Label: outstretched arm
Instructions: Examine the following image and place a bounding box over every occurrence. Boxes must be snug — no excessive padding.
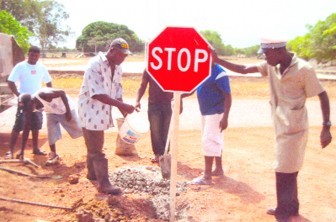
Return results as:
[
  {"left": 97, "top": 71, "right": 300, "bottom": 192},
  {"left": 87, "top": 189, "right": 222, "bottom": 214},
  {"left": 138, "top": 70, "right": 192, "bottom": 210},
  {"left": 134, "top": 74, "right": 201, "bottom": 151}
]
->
[
  {"left": 211, "top": 48, "right": 259, "bottom": 74},
  {"left": 318, "top": 91, "right": 332, "bottom": 148}
]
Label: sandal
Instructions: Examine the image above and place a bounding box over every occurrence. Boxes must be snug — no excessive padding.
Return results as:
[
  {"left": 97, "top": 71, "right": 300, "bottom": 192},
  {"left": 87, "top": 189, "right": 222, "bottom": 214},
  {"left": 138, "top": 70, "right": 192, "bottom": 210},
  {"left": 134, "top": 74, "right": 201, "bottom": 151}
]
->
[
  {"left": 16, "top": 152, "right": 24, "bottom": 160},
  {"left": 191, "top": 177, "right": 213, "bottom": 185},
  {"left": 5, "top": 151, "right": 13, "bottom": 159},
  {"left": 151, "top": 155, "right": 160, "bottom": 163},
  {"left": 45, "top": 153, "right": 60, "bottom": 166}
]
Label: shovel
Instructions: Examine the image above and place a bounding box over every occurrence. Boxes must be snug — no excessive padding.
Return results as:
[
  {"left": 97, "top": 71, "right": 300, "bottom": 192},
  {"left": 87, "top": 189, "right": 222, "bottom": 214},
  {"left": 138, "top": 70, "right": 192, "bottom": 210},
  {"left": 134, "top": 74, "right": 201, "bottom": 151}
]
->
[{"left": 159, "top": 116, "right": 173, "bottom": 179}]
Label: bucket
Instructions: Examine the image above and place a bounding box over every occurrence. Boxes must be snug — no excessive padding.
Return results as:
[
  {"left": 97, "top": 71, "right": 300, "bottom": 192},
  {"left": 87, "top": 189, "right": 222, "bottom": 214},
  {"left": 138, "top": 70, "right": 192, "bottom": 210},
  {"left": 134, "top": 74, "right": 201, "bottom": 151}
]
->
[{"left": 118, "top": 112, "right": 149, "bottom": 144}]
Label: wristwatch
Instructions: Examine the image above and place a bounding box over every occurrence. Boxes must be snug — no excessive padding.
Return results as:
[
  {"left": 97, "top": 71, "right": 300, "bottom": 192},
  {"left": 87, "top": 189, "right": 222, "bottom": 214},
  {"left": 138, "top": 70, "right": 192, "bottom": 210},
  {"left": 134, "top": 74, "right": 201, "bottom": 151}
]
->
[{"left": 323, "top": 120, "right": 332, "bottom": 127}]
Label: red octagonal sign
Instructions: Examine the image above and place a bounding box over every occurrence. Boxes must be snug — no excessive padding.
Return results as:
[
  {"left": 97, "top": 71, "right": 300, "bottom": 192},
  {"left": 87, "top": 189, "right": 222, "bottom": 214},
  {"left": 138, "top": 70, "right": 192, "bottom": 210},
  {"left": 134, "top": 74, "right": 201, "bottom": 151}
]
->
[{"left": 146, "top": 27, "right": 212, "bottom": 93}]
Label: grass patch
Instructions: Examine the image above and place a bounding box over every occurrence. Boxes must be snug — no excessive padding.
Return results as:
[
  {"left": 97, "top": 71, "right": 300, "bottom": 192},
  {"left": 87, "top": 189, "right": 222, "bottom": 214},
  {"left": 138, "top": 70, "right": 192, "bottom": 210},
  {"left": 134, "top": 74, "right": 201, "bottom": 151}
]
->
[
  {"left": 51, "top": 74, "right": 83, "bottom": 89},
  {"left": 51, "top": 74, "right": 146, "bottom": 97},
  {"left": 51, "top": 74, "right": 269, "bottom": 99},
  {"left": 51, "top": 73, "right": 336, "bottom": 100}
]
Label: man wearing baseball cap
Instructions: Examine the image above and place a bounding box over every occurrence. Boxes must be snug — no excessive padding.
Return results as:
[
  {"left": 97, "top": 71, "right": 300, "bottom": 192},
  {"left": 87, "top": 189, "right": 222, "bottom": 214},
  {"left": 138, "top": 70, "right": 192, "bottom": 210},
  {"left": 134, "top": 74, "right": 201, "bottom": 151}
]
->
[
  {"left": 210, "top": 38, "right": 332, "bottom": 222},
  {"left": 109, "top": 38, "right": 132, "bottom": 55},
  {"left": 78, "top": 37, "right": 134, "bottom": 195}
]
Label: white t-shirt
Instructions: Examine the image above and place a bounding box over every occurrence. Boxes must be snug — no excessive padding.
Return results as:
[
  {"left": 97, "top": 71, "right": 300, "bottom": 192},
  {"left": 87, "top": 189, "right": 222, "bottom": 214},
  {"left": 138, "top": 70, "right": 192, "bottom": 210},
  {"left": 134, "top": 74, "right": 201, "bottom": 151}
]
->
[{"left": 8, "top": 61, "right": 52, "bottom": 94}]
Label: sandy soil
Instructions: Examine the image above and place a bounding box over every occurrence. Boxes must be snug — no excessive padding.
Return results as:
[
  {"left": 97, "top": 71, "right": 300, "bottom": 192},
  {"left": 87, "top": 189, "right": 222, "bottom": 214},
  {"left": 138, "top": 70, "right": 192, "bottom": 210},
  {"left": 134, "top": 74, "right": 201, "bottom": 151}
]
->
[
  {"left": 0, "top": 57, "right": 335, "bottom": 221},
  {"left": 0, "top": 98, "right": 335, "bottom": 222}
]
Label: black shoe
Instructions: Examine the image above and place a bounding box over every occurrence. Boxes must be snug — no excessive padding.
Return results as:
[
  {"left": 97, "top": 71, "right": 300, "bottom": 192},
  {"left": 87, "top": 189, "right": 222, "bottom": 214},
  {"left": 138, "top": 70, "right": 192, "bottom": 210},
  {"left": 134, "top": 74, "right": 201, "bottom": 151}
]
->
[
  {"left": 86, "top": 174, "right": 97, "bottom": 181},
  {"left": 267, "top": 208, "right": 277, "bottom": 215},
  {"left": 267, "top": 208, "right": 298, "bottom": 222},
  {"left": 267, "top": 208, "right": 298, "bottom": 216},
  {"left": 33, "top": 149, "right": 47, "bottom": 155},
  {"left": 100, "top": 184, "right": 122, "bottom": 195},
  {"left": 267, "top": 209, "right": 290, "bottom": 222},
  {"left": 16, "top": 153, "right": 24, "bottom": 160}
]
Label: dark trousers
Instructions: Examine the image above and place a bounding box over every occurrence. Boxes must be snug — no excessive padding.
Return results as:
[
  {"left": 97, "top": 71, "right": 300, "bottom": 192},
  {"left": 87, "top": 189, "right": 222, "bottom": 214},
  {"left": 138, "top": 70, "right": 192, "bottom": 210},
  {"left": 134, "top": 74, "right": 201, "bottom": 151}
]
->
[
  {"left": 13, "top": 105, "right": 43, "bottom": 131},
  {"left": 82, "top": 128, "right": 105, "bottom": 180},
  {"left": 148, "top": 102, "right": 172, "bottom": 156},
  {"left": 275, "top": 172, "right": 299, "bottom": 217}
]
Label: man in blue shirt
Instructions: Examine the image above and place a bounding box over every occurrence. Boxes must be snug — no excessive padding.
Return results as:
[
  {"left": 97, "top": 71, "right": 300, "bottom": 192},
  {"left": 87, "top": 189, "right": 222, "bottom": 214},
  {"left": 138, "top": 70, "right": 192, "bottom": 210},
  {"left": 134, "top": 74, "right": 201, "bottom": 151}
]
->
[{"left": 191, "top": 63, "right": 232, "bottom": 185}]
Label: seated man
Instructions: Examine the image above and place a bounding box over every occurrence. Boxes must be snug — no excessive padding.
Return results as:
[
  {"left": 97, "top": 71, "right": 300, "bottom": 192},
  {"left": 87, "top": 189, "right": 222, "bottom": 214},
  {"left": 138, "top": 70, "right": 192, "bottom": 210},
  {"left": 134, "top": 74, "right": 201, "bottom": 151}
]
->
[{"left": 18, "top": 88, "right": 82, "bottom": 165}]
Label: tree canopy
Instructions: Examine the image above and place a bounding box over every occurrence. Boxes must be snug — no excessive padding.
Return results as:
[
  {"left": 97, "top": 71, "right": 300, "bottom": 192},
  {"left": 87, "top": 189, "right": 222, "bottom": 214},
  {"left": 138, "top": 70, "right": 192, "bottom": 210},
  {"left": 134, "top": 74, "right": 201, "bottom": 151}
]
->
[
  {"left": 1, "top": 0, "right": 335, "bottom": 62},
  {"left": 0, "top": 10, "right": 31, "bottom": 52},
  {"left": 200, "top": 30, "right": 260, "bottom": 57},
  {"left": 201, "top": 30, "right": 225, "bottom": 54},
  {"left": 288, "top": 13, "right": 336, "bottom": 62},
  {"left": 200, "top": 30, "right": 235, "bottom": 56},
  {"left": 1, "top": 0, "right": 70, "bottom": 49},
  {"left": 76, "top": 21, "right": 144, "bottom": 53}
]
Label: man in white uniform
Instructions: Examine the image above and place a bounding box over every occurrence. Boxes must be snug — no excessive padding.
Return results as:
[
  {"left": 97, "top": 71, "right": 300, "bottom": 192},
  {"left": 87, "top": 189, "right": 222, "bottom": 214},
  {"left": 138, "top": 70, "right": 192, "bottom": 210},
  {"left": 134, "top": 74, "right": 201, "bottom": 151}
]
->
[{"left": 211, "top": 39, "right": 332, "bottom": 222}]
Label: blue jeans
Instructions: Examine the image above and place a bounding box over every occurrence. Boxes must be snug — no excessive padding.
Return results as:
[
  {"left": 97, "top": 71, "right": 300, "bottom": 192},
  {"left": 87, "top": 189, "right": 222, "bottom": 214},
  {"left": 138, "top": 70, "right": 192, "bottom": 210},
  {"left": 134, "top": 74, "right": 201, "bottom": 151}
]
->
[{"left": 148, "top": 102, "right": 172, "bottom": 156}]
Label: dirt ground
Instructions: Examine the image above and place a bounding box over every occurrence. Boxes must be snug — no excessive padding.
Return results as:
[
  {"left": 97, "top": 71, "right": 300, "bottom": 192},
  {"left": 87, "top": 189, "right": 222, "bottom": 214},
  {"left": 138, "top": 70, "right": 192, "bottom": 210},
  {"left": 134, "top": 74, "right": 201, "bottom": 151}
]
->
[
  {"left": 0, "top": 104, "right": 335, "bottom": 222},
  {"left": 0, "top": 57, "right": 335, "bottom": 221}
]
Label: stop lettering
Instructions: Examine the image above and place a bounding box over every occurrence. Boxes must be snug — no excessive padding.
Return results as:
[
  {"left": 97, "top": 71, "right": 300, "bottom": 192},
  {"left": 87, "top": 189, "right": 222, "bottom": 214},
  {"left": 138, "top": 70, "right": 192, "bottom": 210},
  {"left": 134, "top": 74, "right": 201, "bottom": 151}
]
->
[{"left": 149, "top": 47, "right": 209, "bottom": 72}]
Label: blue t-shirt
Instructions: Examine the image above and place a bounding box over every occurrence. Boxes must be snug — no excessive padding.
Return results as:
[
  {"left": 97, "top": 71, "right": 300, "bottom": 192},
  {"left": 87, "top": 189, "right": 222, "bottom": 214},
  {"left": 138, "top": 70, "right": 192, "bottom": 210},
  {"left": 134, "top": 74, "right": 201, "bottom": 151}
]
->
[{"left": 196, "top": 64, "right": 231, "bottom": 115}]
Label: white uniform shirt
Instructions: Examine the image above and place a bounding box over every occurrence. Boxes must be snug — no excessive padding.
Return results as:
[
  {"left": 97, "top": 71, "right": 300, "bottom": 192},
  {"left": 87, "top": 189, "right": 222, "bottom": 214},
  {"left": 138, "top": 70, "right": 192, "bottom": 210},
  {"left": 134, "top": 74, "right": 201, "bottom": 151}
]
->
[{"left": 78, "top": 52, "right": 123, "bottom": 131}]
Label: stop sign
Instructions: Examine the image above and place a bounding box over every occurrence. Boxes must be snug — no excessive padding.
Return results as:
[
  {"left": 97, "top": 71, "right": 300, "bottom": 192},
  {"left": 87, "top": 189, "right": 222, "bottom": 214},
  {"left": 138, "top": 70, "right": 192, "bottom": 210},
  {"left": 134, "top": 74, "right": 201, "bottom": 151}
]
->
[{"left": 146, "top": 27, "right": 212, "bottom": 93}]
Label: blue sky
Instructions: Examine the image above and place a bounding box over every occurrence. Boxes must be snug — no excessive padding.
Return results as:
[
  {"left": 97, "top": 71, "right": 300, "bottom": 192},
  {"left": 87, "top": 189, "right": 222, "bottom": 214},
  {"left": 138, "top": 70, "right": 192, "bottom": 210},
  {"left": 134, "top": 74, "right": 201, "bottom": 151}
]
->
[{"left": 56, "top": 0, "right": 336, "bottom": 48}]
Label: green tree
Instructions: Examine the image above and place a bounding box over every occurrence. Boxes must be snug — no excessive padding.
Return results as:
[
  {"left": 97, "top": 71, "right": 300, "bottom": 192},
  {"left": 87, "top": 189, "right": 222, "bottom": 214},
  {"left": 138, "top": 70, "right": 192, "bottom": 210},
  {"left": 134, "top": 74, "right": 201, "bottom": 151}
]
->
[
  {"left": 0, "top": 0, "right": 38, "bottom": 30},
  {"left": 309, "top": 13, "right": 336, "bottom": 62},
  {"left": 233, "top": 45, "right": 259, "bottom": 58},
  {"left": 288, "top": 13, "right": 336, "bottom": 62},
  {"left": 201, "top": 30, "right": 236, "bottom": 56},
  {"left": 287, "top": 34, "right": 313, "bottom": 60},
  {"left": 1, "top": 0, "right": 71, "bottom": 49},
  {"left": 76, "top": 21, "right": 144, "bottom": 53},
  {"left": 201, "top": 30, "right": 225, "bottom": 55},
  {"left": 35, "top": 0, "right": 70, "bottom": 49},
  {"left": 0, "top": 10, "right": 32, "bottom": 52}
]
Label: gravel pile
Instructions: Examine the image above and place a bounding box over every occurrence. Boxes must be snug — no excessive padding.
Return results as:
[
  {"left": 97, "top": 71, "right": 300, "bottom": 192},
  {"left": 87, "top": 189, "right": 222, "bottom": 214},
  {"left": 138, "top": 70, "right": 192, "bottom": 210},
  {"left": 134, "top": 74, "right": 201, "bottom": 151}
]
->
[{"left": 110, "top": 165, "right": 189, "bottom": 220}]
